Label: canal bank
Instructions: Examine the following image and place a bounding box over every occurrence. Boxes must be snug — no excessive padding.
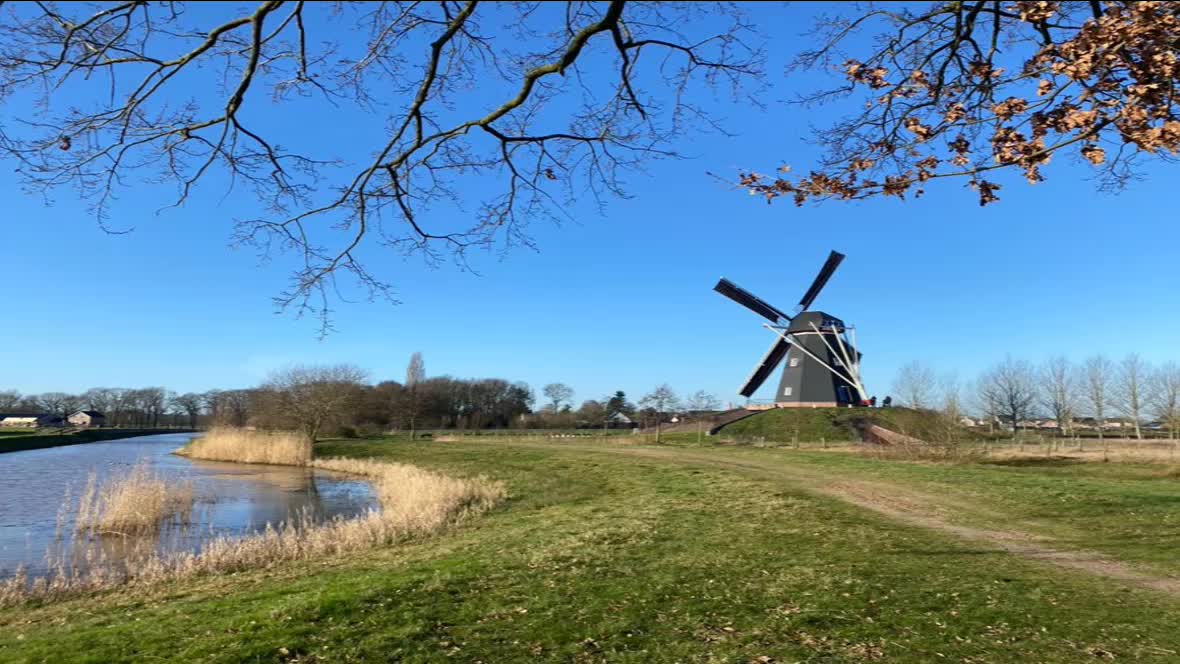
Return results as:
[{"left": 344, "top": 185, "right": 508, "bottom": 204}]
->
[
  {"left": 0, "top": 428, "right": 197, "bottom": 454},
  {"left": 0, "top": 432, "right": 378, "bottom": 580}
]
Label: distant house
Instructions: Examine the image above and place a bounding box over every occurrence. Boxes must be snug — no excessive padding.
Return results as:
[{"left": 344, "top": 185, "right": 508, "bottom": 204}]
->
[
  {"left": 606, "top": 412, "right": 636, "bottom": 429},
  {"left": 0, "top": 413, "right": 65, "bottom": 428},
  {"left": 68, "top": 410, "right": 106, "bottom": 428}
]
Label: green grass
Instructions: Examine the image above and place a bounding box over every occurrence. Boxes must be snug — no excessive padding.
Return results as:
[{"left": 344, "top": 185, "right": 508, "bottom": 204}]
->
[
  {"left": 721, "top": 447, "right": 1180, "bottom": 576},
  {"left": 718, "top": 406, "right": 977, "bottom": 443},
  {"left": 1, "top": 438, "right": 1179, "bottom": 662},
  {"left": 718, "top": 407, "right": 864, "bottom": 441},
  {"left": 0, "top": 428, "right": 192, "bottom": 454}
]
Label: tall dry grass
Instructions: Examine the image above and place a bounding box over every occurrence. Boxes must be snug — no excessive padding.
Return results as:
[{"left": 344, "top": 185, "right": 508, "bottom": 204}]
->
[
  {"left": 75, "top": 460, "right": 194, "bottom": 535},
  {"left": 0, "top": 430, "right": 505, "bottom": 608},
  {"left": 177, "top": 428, "right": 312, "bottom": 465}
]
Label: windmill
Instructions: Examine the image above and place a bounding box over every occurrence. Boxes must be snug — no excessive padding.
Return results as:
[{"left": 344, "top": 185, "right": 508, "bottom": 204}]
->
[{"left": 714, "top": 250, "right": 868, "bottom": 407}]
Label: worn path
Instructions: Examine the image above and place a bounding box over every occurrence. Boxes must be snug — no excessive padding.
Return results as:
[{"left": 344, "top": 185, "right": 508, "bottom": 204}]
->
[{"left": 494, "top": 440, "right": 1180, "bottom": 597}]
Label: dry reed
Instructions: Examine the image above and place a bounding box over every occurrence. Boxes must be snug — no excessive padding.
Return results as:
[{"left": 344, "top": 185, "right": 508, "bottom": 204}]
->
[
  {"left": 75, "top": 460, "right": 194, "bottom": 535},
  {"left": 177, "top": 428, "right": 312, "bottom": 465},
  {"left": 0, "top": 430, "right": 505, "bottom": 608}
]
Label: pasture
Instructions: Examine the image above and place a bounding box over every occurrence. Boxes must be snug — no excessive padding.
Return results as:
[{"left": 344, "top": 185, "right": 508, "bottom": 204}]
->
[{"left": 2, "top": 436, "right": 1179, "bottom": 662}]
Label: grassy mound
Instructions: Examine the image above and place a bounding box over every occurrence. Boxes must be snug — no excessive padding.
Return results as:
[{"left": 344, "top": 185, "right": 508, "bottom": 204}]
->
[
  {"left": 718, "top": 407, "right": 971, "bottom": 443},
  {"left": 718, "top": 408, "right": 864, "bottom": 442}
]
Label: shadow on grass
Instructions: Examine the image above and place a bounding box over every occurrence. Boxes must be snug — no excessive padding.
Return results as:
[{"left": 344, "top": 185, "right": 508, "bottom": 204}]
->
[
  {"left": 984, "top": 456, "right": 1087, "bottom": 468},
  {"left": 892, "top": 548, "right": 1005, "bottom": 557}
]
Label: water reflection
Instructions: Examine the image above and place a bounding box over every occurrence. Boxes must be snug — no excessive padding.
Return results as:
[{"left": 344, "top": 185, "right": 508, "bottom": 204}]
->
[{"left": 0, "top": 433, "right": 376, "bottom": 578}]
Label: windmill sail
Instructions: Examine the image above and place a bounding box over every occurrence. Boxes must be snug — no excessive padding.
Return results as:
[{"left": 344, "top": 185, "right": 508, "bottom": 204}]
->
[
  {"left": 714, "top": 278, "right": 790, "bottom": 323},
  {"left": 797, "top": 251, "right": 845, "bottom": 311},
  {"left": 739, "top": 337, "right": 791, "bottom": 397}
]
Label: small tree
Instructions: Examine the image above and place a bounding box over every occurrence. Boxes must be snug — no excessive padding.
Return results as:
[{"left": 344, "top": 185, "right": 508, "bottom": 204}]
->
[
  {"left": 639, "top": 385, "right": 680, "bottom": 445},
  {"left": 1115, "top": 353, "right": 1149, "bottom": 440},
  {"left": 542, "top": 383, "right": 575, "bottom": 413},
  {"left": 402, "top": 352, "right": 425, "bottom": 439},
  {"left": 1038, "top": 356, "right": 1076, "bottom": 437},
  {"left": 970, "top": 375, "right": 1002, "bottom": 436},
  {"left": 1151, "top": 362, "right": 1180, "bottom": 442},
  {"left": 891, "top": 361, "right": 936, "bottom": 409},
  {"left": 1084, "top": 355, "right": 1114, "bottom": 447},
  {"left": 978, "top": 357, "right": 1036, "bottom": 438},
  {"left": 685, "top": 390, "right": 721, "bottom": 444},
  {"left": 576, "top": 400, "right": 608, "bottom": 429},
  {"left": 264, "top": 364, "right": 368, "bottom": 442}
]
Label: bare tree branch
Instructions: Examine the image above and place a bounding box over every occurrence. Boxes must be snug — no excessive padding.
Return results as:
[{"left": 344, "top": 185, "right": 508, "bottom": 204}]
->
[{"left": 0, "top": 1, "right": 762, "bottom": 334}]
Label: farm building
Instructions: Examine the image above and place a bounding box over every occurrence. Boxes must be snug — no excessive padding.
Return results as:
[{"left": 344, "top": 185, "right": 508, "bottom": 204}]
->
[
  {"left": 607, "top": 412, "right": 635, "bottom": 426},
  {"left": 67, "top": 410, "right": 106, "bottom": 427},
  {"left": 0, "top": 413, "right": 65, "bottom": 428}
]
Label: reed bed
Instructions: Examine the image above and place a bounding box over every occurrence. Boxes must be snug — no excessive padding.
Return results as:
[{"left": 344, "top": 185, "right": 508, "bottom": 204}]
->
[
  {"left": 75, "top": 460, "right": 194, "bottom": 535},
  {"left": 0, "top": 430, "right": 504, "bottom": 608},
  {"left": 176, "top": 428, "right": 312, "bottom": 465}
]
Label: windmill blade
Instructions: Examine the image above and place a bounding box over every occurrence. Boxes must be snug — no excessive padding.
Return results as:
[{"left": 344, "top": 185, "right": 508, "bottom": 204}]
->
[
  {"left": 739, "top": 337, "right": 792, "bottom": 397},
  {"left": 797, "top": 250, "right": 846, "bottom": 311},
  {"left": 714, "top": 278, "right": 790, "bottom": 323}
]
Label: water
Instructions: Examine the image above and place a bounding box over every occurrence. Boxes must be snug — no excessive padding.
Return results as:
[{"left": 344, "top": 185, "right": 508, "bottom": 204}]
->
[{"left": 0, "top": 433, "right": 377, "bottom": 578}]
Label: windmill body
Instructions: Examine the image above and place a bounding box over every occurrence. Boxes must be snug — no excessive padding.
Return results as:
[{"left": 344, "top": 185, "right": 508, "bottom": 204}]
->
[
  {"left": 715, "top": 251, "right": 867, "bottom": 408},
  {"left": 775, "top": 312, "right": 861, "bottom": 407}
]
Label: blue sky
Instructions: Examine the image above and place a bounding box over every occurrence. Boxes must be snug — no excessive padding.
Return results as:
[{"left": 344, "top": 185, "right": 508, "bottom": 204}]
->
[{"left": 2, "top": 3, "right": 1178, "bottom": 407}]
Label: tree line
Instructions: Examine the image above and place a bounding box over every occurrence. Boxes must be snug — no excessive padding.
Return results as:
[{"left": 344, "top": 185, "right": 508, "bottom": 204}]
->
[
  {"left": 890, "top": 355, "right": 1180, "bottom": 440},
  {"left": 2, "top": 355, "right": 723, "bottom": 440},
  {"left": 0, "top": 387, "right": 184, "bottom": 428}
]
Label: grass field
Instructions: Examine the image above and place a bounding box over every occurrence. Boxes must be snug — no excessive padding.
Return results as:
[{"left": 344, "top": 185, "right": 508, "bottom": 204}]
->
[{"left": 2, "top": 436, "right": 1179, "bottom": 662}]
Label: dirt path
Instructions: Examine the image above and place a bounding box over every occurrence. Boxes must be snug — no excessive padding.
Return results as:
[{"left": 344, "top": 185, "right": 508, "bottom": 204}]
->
[
  {"left": 822, "top": 480, "right": 1180, "bottom": 596},
  {"left": 490, "top": 440, "right": 1180, "bottom": 597}
]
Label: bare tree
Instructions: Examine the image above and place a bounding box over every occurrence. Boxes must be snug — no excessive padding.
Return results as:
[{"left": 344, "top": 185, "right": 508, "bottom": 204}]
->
[
  {"left": 1114, "top": 354, "right": 1149, "bottom": 440},
  {"left": 82, "top": 387, "right": 118, "bottom": 420},
  {"left": 1038, "top": 356, "right": 1076, "bottom": 437},
  {"left": 402, "top": 352, "right": 425, "bottom": 440},
  {"left": 141, "top": 388, "right": 169, "bottom": 428},
  {"left": 542, "top": 383, "right": 575, "bottom": 413},
  {"left": 685, "top": 390, "right": 721, "bottom": 444},
  {"left": 171, "top": 392, "right": 204, "bottom": 429},
  {"left": 35, "top": 392, "right": 81, "bottom": 419},
  {"left": 1084, "top": 355, "right": 1114, "bottom": 445},
  {"left": 264, "top": 365, "right": 368, "bottom": 441},
  {"left": 978, "top": 357, "right": 1036, "bottom": 438},
  {"left": 937, "top": 372, "right": 962, "bottom": 422},
  {"left": 639, "top": 384, "right": 680, "bottom": 445},
  {"left": 970, "top": 375, "right": 1002, "bottom": 435},
  {"left": 891, "top": 361, "right": 936, "bottom": 409},
  {"left": 1152, "top": 362, "right": 1180, "bottom": 441},
  {"left": 205, "top": 389, "right": 253, "bottom": 428},
  {"left": 0, "top": 3, "right": 760, "bottom": 332},
  {"left": 0, "top": 390, "right": 21, "bottom": 411}
]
